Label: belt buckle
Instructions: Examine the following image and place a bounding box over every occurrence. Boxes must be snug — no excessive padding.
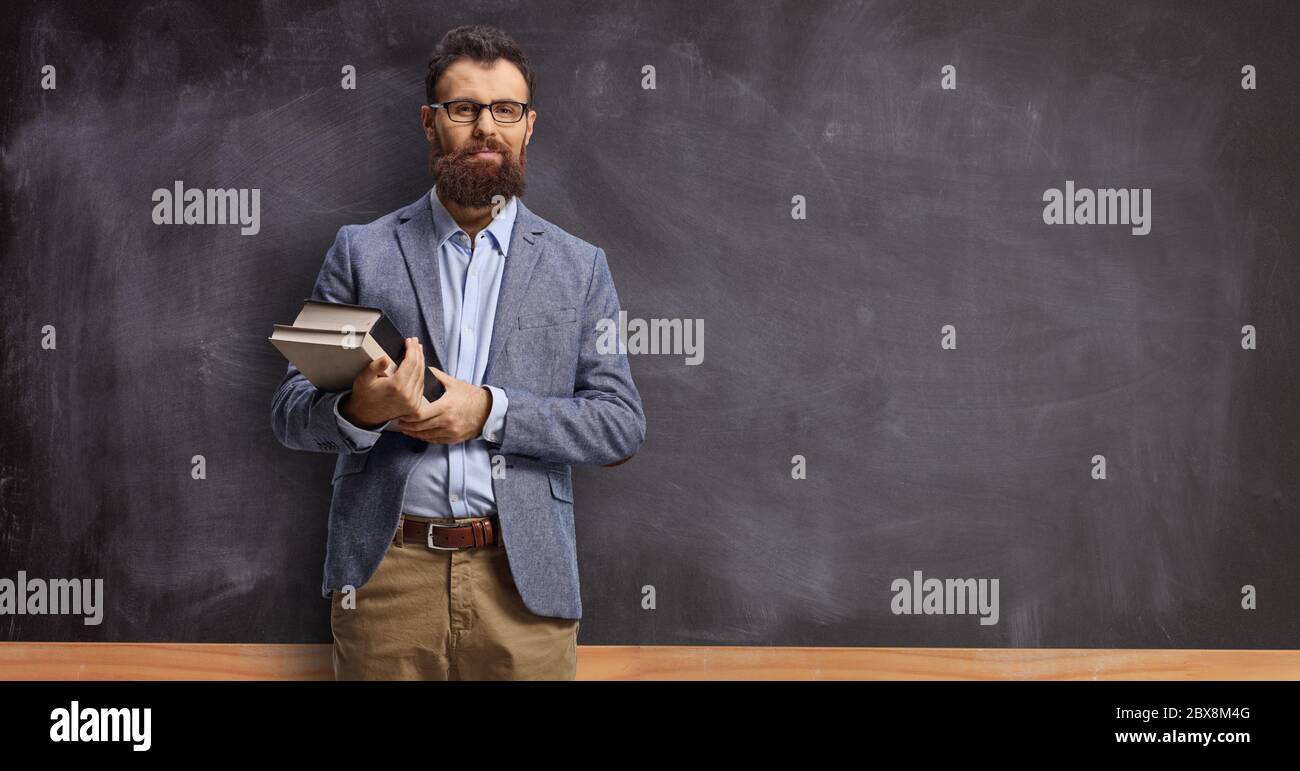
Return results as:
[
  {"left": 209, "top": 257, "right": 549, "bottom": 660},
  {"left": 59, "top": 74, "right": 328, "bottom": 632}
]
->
[{"left": 426, "top": 521, "right": 466, "bottom": 551}]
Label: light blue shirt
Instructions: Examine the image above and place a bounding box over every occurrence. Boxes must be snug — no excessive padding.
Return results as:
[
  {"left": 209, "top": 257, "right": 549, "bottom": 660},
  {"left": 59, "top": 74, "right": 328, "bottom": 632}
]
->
[{"left": 330, "top": 185, "right": 513, "bottom": 519}]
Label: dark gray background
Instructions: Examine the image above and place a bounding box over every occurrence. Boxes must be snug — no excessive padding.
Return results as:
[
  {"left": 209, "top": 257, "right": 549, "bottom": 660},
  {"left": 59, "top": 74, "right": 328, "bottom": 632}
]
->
[{"left": 2, "top": 0, "right": 1297, "bottom": 646}]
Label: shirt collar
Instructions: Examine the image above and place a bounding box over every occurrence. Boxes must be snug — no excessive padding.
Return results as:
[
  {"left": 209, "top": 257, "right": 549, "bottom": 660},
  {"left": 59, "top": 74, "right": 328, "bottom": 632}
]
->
[{"left": 429, "top": 184, "right": 518, "bottom": 257}]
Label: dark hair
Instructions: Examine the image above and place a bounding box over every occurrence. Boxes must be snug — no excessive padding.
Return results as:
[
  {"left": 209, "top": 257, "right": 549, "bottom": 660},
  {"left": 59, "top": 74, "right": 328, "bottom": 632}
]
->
[{"left": 425, "top": 25, "right": 535, "bottom": 108}]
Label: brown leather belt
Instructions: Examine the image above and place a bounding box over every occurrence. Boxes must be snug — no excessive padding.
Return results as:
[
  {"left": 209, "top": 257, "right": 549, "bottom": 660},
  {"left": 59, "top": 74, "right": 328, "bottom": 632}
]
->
[{"left": 395, "top": 514, "right": 501, "bottom": 550}]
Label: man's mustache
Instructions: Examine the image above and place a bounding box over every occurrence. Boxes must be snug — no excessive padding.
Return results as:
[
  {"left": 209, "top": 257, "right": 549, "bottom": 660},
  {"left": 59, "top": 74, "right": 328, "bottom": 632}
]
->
[{"left": 451, "top": 142, "right": 511, "bottom": 159}]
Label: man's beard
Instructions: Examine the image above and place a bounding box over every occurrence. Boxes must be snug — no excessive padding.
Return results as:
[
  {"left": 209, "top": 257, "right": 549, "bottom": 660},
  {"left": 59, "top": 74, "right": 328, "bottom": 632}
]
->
[{"left": 429, "top": 130, "right": 527, "bottom": 208}]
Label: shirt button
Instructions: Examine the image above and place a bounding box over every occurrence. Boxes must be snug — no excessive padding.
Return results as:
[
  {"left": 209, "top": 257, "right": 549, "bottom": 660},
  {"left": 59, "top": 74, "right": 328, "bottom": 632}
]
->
[
  {"left": 487, "top": 432, "right": 496, "bottom": 441},
  {"left": 450, "top": 494, "right": 460, "bottom": 502},
  {"left": 464, "top": 326, "right": 472, "bottom": 334}
]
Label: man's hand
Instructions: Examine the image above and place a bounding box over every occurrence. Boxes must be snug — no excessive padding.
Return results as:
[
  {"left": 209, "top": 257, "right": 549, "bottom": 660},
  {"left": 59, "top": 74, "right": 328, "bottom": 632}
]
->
[
  {"left": 340, "top": 337, "right": 426, "bottom": 428},
  {"left": 395, "top": 366, "right": 492, "bottom": 444}
]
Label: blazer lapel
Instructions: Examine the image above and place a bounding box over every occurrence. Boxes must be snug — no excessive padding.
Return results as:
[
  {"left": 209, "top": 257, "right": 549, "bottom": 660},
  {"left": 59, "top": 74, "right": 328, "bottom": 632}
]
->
[
  {"left": 394, "top": 192, "right": 547, "bottom": 386},
  {"left": 483, "top": 197, "right": 545, "bottom": 385},
  {"left": 395, "top": 194, "right": 448, "bottom": 370}
]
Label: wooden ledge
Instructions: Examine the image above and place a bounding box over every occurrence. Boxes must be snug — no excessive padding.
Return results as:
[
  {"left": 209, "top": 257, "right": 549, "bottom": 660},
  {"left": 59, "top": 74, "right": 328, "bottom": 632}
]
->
[{"left": 1, "top": 643, "right": 1297, "bottom": 680}]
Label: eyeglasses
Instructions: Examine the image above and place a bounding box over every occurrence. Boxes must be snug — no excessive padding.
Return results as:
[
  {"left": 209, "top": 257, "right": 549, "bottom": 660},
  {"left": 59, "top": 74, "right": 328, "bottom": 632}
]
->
[{"left": 429, "top": 99, "right": 529, "bottom": 124}]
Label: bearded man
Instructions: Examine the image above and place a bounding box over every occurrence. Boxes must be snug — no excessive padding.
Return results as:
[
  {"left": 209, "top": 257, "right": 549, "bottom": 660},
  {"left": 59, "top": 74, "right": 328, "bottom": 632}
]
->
[{"left": 270, "top": 24, "right": 645, "bottom": 681}]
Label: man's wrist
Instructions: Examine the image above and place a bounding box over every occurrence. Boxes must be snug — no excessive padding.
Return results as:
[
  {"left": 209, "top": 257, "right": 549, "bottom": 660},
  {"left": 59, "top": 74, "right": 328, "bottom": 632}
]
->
[{"left": 341, "top": 393, "right": 385, "bottom": 431}]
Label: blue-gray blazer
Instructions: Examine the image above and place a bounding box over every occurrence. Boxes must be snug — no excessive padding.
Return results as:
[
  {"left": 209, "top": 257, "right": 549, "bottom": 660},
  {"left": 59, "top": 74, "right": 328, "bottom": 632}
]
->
[{"left": 271, "top": 193, "right": 646, "bottom": 619}]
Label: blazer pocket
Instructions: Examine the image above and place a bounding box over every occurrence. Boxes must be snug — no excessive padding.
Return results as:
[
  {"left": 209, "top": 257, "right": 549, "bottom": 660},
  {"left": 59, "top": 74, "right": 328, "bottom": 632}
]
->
[
  {"left": 332, "top": 451, "right": 370, "bottom": 483},
  {"left": 519, "top": 306, "right": 578, "bottom": 329},
  {"left": 548, "top": 470, "right": 574, "bottom": 503}
]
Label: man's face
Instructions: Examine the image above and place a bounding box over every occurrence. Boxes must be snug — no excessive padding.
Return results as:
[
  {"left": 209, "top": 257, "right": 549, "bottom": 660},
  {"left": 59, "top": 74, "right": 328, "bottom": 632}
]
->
[{"left": 422, "top": 57, "right": 535, "bottom": 209}]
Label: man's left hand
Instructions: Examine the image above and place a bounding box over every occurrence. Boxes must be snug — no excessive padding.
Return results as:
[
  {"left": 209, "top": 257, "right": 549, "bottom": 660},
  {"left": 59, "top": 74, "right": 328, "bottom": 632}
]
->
[{"left": 395, "top": 366, "right": 492, "bottom": 444}]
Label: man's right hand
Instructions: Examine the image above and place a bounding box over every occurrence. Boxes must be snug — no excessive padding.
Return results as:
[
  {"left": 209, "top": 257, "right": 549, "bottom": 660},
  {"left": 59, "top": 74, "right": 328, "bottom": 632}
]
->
[{"left": 340, "top": 337, "right": 426, "bottom": 429}]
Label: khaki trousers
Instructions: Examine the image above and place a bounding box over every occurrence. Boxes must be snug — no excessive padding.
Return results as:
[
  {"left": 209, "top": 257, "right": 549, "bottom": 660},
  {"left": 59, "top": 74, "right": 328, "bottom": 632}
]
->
[{"left": 330, "top": 515, "right": 579, "bottom": 680}]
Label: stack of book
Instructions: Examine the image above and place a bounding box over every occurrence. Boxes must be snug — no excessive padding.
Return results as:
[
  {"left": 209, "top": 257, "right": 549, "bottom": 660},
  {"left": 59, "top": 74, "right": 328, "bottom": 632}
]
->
[{"left": 269, "top": 299, "right": 444, "bottom": 431}]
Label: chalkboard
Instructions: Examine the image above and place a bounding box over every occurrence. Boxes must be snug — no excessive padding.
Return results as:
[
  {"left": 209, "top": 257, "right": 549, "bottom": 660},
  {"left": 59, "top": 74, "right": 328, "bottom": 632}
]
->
[{"left": 2, "top": 0, "right": 1297, "bottom": 648}]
